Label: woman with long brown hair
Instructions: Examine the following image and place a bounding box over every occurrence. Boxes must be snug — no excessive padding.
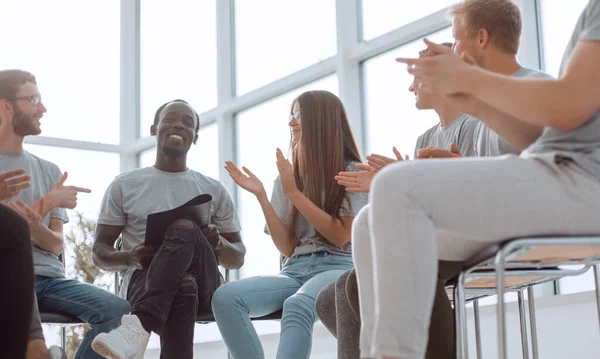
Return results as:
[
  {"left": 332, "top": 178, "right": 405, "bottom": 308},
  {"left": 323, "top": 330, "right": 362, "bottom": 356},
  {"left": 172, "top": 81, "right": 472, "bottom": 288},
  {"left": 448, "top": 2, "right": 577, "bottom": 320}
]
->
[{"left": 211, "top": 90, "right": 367, "bottom": 359}]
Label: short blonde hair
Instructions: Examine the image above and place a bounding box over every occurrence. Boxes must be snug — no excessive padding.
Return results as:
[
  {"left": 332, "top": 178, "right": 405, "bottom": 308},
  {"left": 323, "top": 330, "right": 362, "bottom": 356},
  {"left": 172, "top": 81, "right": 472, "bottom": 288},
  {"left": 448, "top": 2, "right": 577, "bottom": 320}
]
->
[{"left": 448, "top": 0, "right": 522, "bottom": 54}]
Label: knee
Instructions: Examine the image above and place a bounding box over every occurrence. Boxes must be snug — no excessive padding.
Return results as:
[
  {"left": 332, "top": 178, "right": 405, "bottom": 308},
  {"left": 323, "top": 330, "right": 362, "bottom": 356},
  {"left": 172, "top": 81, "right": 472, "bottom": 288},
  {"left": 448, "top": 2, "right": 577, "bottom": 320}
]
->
[
  {"left": 178, "top": 275, "right": 198, "bottom": 298},
  {"left": 96, "top": 295, "right": 130, "bottom": 328},
  {"left": 26, "top": 339, "right": 48, "bottom": 359},
  {"left": 211, "top": 282, "right": 240, "bottom": 312},
  {"left": 168, "top": 218, "right": 195, "bottom": 229},
  {"left": 352, "top": 205, "right": 371, "bottom": 257},
  {"left": 283, "top": 293, "right": 316, "bottom": 322},
  {"left": 315, "top": 283, "right": 334, "bottom": 320}
]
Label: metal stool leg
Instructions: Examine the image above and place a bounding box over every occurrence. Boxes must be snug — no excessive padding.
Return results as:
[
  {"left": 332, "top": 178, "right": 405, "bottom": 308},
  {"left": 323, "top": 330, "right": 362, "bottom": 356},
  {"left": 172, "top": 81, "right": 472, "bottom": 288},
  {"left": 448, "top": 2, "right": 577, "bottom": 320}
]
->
[
  {"left": 473, "top": 298, "right": 483, "bottom": 359},
  {"left": 455, "top": 272, "right": 469, "bottom": 359},
  {"left": 61, "top": 327, "right": 67, "bottom": 349},
  {"left": 527, "top": 286, "right": 539, "bottom": 359},
  {"left": 518, "top": 290, "right": 530, "bottom": 359},
  {"left": 494, "top": 251, "right": 507, "bottom": 359},
  {"left": 594, "top": 264, "right": 600, "bottom": 333}
]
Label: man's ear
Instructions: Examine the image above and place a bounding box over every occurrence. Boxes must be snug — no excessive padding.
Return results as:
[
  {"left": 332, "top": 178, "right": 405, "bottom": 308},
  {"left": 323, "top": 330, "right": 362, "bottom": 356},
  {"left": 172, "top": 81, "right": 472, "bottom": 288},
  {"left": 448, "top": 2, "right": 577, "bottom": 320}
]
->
[
  {"left": 478, "top": 28, "right": 490, "bottom": 49},
  {"left": 192, "top": 133, "right": 199, "bottom": 145},
  {"left": 150, "top": 125, "right": 157, "bottom": 136}
]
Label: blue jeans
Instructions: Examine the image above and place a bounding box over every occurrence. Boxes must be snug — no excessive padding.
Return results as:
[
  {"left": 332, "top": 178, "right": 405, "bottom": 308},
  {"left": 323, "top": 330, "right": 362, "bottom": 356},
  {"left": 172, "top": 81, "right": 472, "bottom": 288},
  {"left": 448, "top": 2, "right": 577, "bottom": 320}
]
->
[
  {"left": 212, "top": 252, "right": 354, "bottom": 359},
  {"left": 35, "top": 276, "right": 131, "bottom": 359}
]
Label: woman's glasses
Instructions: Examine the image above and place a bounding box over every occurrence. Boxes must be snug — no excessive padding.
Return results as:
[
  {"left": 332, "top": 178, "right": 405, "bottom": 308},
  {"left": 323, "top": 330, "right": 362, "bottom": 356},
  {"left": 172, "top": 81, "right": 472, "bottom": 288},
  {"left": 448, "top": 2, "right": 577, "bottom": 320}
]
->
[{"left": 289, "top": 111, "right": 301, "bottom": 123}]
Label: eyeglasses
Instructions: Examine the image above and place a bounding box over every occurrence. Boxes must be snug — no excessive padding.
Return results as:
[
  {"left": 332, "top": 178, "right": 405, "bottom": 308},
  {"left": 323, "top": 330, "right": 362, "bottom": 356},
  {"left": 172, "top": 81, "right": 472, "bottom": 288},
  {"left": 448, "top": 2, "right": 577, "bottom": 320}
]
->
[
  {"left": 8, "top": 95, "right": 43, "bottom": 106},
  {"left": 289, "top": 111, "right": 301, "bottom": 123}
]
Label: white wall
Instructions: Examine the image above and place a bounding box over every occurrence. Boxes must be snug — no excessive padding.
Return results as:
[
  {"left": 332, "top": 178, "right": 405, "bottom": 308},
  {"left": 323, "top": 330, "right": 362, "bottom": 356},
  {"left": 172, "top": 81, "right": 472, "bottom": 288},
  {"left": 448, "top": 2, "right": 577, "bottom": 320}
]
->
[{"left": 143, "top": 290, "right": 600, "bottom": 358}]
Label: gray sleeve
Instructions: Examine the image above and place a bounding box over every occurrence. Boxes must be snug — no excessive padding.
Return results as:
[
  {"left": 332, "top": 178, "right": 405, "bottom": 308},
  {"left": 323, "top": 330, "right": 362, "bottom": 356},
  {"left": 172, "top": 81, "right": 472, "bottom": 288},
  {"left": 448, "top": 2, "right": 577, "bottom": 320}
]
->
[
  {"left": 582, "top": 1, "right": 600, "bottom": 40},
  {"left": 212, "top": 184, "right": 241, "bottom": 233},
  {"left": 414, "top": 135, "right": 425, "bottom": 159},
  {"left": 457, "top": 118, "right": 479, "bottom": 158},
  {"left": 48, "top": 164, "right": 69, "bottom": 224},
  {"left": 264, "top": 177, "right": 284, "bottom": 235},
  {"left": 97, "top": 179, "right": 127, "bottom": 226},
  {"left": 340, "top": 164, "right": 369, "bottom": 217}
]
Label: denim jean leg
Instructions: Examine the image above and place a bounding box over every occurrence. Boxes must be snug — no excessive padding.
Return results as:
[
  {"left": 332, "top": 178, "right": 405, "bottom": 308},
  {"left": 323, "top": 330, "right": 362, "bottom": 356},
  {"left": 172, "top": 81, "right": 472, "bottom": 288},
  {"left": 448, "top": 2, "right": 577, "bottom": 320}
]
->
[
  {"left": 277, "top": 254, "right": 353, "bottom": 359},
  {"left": 35, "top": 277, "right": 131, "bottom": 359}
]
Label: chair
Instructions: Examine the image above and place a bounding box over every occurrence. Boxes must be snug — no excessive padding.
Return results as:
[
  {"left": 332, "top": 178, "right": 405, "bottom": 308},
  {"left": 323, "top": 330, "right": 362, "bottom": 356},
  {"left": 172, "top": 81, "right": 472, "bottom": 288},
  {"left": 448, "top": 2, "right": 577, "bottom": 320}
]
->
[{"left": 452, "top": 236, "right": 600, "bottom": 359}]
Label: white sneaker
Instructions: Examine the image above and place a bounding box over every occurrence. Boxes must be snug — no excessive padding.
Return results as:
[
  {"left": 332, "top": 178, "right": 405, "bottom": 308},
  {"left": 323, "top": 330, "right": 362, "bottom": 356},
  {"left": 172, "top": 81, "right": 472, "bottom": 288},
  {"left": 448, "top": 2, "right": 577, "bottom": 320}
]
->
[{"left": 91, "top": 314, "right": 150, "bottom": 359}]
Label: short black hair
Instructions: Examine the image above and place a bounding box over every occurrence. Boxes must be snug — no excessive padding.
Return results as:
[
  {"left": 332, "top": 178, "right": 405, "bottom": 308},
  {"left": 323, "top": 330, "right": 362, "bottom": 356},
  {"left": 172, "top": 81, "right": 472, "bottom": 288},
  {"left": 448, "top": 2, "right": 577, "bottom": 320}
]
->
[
  {"left": 0, "top": 69, "right": 37, "bottom": 100},
  {"left": 153, "top": 99, "right": 200, "bottom": 136}
]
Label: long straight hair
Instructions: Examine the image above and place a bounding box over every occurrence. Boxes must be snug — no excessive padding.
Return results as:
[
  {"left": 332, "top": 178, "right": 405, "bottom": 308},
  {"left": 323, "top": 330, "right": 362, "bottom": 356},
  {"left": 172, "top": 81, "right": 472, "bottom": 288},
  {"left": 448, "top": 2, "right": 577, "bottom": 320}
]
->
[{"left": 287, "top": 90, "right": 362, "bottom": 247}]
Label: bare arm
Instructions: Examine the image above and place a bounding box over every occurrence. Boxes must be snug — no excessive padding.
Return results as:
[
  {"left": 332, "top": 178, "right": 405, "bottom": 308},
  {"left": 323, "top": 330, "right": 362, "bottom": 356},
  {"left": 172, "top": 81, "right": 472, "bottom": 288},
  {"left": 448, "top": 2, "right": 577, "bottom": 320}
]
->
[
  {"left": 289, "top": 192, "right": 354, "bottom": 247},
  {"left": 400, "top": 40, "right": 600, "bottom": 132},
  {"left": 92, "top": 224, "right": 131, "bottom": 272},
  {"left": 214, "top": 231, "right": 246, "bottom": 269},
  {"left": 33, "top": 218, "right": 65, "bottom": 256},
  {"left": 257, "top": 192, "right": 296, "bottom": 258},
  {"left": 467, "top": 41, "right": 600, "bottom": 132}
]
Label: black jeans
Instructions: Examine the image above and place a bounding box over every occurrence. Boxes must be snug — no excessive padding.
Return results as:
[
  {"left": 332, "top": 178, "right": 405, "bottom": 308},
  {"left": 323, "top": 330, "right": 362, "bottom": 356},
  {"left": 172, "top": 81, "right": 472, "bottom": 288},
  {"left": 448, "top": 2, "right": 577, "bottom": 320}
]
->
[
  {"left": 127, "top": 224, "right": 220, "bottom": 359},
  {"left": 0, "top": 203, "right": 34, "bottom": 358}
]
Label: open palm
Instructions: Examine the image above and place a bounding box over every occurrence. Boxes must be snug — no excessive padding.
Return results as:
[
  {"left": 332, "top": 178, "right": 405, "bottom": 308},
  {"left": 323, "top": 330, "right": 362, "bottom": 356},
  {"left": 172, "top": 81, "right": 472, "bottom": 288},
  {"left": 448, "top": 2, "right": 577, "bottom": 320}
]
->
[
  {"left": 224, "top": 161, "right": 265, "bottom": 196},
  {"left": 335, "top": 164, "right": 377, "bottom": 193}
]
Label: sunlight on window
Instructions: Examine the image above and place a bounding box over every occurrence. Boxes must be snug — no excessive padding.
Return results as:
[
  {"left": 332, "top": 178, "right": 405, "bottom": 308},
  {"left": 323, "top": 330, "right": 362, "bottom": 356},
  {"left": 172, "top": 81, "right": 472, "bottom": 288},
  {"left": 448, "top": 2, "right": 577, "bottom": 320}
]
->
[
  {"left": 140, "top": 0, "right": 217, "bottom": 138},
  {"left": 0, "top": 1, "right": 120, "bottom": 144},
  {"left": 361, "top": 0, "right": 457, "bottom": 40},
  {"left": 235, "top": 0, "right": 337, "bottom": 95},
  {"left": 538, "top": 0, "right": 588, "bottom": 77}
]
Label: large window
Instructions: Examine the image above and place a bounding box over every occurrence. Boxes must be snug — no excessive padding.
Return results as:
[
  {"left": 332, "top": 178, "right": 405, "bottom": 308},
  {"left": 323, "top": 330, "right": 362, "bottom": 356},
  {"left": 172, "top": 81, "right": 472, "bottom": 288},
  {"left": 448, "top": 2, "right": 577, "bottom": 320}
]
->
[
  {"left": 234, "top": 0, "right": 337, "bottom": 95},
  {"left": 140, "top": 0, "right": 217, "bottom": 138},
  {"left": 138, "top": 123, "right": 220, "bottom": 180},
  {"left": 538, "top": 0, "right": 589, "bottom": 77},
  {"left": 361, "top": 0, "right": 457, "bottom": 40},
  {"left": 235, "top": 75, "right": 338, "bottom": 278},
  {"left": 0, "top": 1, "right": 120, "bottom": 144},
  {"left": 363, "top": 28, "right": 453, "bottom": 159}
]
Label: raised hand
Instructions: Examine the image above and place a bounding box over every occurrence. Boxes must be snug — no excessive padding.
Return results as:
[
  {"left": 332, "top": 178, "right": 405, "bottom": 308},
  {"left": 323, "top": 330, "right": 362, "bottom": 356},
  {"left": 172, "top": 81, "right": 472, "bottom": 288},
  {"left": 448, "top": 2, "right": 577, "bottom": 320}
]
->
[
  {"left": 47, "top": 172, "right": 92, "bottom": 209},
  {"left": 417, "top": 142, "right": 462, "bottom": 159},
  {"left": 396, "top": 38, "right": 477, "bottom": 94},
  {"left": 276, "top": 148, "right": 299, "bottom": 199},
  {"left": 335, "top": 163, "right": 377, "bottom": 193},
  {"left": 224, "top": 161, "right": 266, "bottom": 197},
  {"left": 0, "top": 169, "right": 31, "bottom": 201},
  {"left": 9, "top": 199, "right": 46, "bottom": 238},
  {"left": 366, "top": 147, "right": 409, "bottom": 171}
]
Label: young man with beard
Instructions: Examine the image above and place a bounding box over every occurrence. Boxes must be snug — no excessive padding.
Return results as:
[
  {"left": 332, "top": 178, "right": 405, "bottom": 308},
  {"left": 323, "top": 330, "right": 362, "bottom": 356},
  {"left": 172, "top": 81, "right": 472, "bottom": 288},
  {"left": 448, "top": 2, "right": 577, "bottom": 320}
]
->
[{"left": 0, "top": 69, "right": 131, "bottom": 359}]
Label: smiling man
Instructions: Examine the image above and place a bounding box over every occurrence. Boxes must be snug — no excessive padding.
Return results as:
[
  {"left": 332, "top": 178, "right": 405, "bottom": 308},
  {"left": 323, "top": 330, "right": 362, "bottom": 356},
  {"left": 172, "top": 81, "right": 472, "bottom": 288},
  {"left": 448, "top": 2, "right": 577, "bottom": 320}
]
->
[{"left": 91, "top": 99, "right": 246, "bottom": 359}]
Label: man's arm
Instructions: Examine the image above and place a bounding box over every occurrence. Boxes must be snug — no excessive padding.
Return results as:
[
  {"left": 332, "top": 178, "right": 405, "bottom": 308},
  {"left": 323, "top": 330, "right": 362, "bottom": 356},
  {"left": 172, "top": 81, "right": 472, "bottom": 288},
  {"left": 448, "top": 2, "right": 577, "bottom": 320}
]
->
[
  {"left": 9, "top": 201, "right": 64, "bottom": 256},
  {"left": 451, "top": 96, "right": 544, "bottom": 150},
  {"left": 36, "top": 218, "right": 65, "bottom": 256},
  {"left": 93, "top": 224, "right": 132, "bottom": 272},
  {"left": 214, "top": 231, "right": 246, "bottom": 269}
]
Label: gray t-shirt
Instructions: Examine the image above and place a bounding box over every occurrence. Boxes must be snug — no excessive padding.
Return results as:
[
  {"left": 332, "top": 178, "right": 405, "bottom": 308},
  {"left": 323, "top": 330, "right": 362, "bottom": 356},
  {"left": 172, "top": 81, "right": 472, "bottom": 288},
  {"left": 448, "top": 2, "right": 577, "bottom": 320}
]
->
[
  {"left": 524, "top": 0, "right": 600, "bottom": 180},
  {"left": 97, "top": 166, "right": 241, "bottom": 297},
  {"left": 414, "top": 114, "right": 479, "bottom": 158},
  {"left": 473, "top": 67, "right": 554, "bottom": 157},
  {"left": 0, "top": 150, "right": 69, "bottom": 278},
  {"left": 266, "top": 162, "right": 368, "bottom": 259}
]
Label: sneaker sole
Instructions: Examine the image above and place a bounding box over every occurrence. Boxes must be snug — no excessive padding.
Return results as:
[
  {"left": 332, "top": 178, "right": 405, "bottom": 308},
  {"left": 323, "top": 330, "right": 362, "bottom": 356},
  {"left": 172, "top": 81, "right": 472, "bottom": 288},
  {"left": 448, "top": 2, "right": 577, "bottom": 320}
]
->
[{"left": 91, "top": 340, "right": 125, "bottom": 359}]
